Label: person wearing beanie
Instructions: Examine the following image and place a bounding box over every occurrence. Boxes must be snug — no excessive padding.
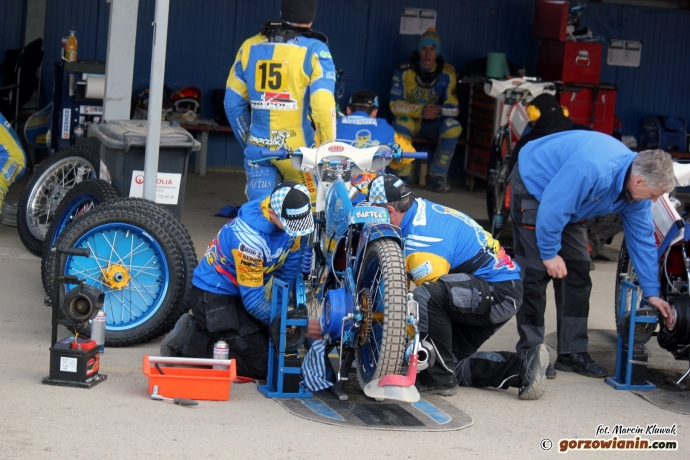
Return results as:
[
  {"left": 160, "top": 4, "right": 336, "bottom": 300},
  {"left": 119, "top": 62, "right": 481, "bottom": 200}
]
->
[
  {"left": 160, "top": 181, "right": 319, "bottom": 379},
  {"left": 390, "top": 28, "right": 462, "bottom": 192},
  {"left": 225, "top": 0, "right": 336, "bottom": 206},
  {"left": 366, "top": 174, "right": 548, "bottom": 400}
]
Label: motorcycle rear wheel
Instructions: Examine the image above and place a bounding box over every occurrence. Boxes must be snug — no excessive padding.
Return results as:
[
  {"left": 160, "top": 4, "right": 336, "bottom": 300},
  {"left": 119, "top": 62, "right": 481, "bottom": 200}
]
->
[{"left": 355, "top": 238, "right": 407, "bottom": 388}]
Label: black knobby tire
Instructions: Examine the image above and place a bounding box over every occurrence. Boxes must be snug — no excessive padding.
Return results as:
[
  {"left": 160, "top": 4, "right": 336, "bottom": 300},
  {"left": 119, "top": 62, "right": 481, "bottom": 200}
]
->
[
  {"left": 52, "top": 199, "right": 185, "bottom": 347},
  {"left": 486, "top": 131, "right": 511, "bottom": 237},
  {"left": 41, "top": 179, "right": 120, "bottom": 296},
  {"left": 614, "top": 238, "right": 639, "bottom": 327},
  {"left": 17, "top": 145, "right": 100, "bottom": 256},
  {"left": 355, "top": 238, "right": 408, "bottom": 388}
]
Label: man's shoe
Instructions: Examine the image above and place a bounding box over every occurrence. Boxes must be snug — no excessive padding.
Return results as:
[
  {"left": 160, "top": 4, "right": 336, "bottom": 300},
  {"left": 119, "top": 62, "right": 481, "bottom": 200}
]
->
[
  {"left": 426, "top": 175, "right": 451, "bottom": 193},
  {"left": 415, "top": 379, "right": 460, "bottom": 397},
  {"left": 545, "top": 363, "right": 557, "bottom": 380},
  {"left": 518, "top": 343, "right": 548, "bottom": 400},
  {"left": 554, "top": 352, "right": 607, "bottom": 378},
  {"left": 160, "top": 313, "right": 195, "bottom": 357}
]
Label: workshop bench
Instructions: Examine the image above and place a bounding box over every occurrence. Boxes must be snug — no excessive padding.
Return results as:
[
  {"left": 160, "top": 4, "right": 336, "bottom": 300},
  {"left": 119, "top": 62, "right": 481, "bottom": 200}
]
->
[{"left": 180, "top": 122, "right": 234, "bottom": 176}]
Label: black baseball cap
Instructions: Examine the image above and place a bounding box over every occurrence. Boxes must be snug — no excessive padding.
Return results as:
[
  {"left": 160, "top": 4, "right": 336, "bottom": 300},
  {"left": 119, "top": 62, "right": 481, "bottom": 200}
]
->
[
  {"left": 270, "top": 181, "right": 315, "bottom": 237},
  {"left": 366, "top": 175, "right": 412, "bottom": 204},
  {"left": 349, "top": 90, "right": 379, "bottom": 107}
]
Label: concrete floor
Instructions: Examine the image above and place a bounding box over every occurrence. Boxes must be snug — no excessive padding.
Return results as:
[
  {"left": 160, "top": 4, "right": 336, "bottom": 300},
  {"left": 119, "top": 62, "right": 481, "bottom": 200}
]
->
[{"left": 0, "top": 169, "right": 687, "bottom": 459}]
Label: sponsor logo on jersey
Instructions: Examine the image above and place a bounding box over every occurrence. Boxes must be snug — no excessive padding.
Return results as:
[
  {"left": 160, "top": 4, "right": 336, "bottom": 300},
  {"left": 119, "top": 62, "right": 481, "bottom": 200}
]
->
[
  {"left": 248, "top": 129, "right": 296, "bottom": 148},
  {"left": 410, "top": 261, "right": 432, "bottom": 280},
  {"left": 238, "top": 243, "right": 262, "bottom": 258},
  {"left": 342, "top": 116, "right": 377, "bottom": 126},
  {"left": 251, "top": 92, "right": 298, "bottom": 110},
  {"left": 319, "top": 50, "right": 332, "bottom": 59}
]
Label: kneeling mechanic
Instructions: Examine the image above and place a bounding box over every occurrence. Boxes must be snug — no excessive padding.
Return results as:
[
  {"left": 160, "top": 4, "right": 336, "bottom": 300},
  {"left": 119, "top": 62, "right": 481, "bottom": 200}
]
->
[{"left": 161, "top": 182, "right": 319, "bottom": 379}]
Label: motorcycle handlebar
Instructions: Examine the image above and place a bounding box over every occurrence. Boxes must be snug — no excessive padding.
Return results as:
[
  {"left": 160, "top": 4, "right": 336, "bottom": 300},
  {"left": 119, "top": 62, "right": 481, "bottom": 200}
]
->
[
  {"left": 258, "top": 148, "right": 287, "bottom": 160},
  {"left": 402, "top": 151, "right": 427, "bottom": 160}
]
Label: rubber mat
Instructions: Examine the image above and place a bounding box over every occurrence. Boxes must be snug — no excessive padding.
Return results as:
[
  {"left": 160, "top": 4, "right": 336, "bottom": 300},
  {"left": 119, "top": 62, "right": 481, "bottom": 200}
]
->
[
  {"left": 546, "top": 329, "right": 690, "bottom": 415},
  {"left": 275, "top": 378, "right": 473, "bottom": 431}
]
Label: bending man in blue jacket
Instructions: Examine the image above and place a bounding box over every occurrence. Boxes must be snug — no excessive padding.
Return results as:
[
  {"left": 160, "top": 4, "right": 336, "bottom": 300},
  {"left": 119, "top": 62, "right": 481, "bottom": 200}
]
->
[
  {"left": 160, "top": 182, "right": 318, "bottom": 379},
  {"left": 510, "top": 131, "right": 675, "bottom": 378}
]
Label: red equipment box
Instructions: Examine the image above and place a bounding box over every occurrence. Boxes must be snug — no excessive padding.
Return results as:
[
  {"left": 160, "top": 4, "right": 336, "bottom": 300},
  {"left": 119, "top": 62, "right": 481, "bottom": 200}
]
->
[
  {"left": 537, "top": 40, "right": 602, "bottom": 84},
  {"left": 559, "top": 84, "right": 617, "bottom": 135},
  {"left": 533, "top": 0, "right": 569, "bottom": 41}
]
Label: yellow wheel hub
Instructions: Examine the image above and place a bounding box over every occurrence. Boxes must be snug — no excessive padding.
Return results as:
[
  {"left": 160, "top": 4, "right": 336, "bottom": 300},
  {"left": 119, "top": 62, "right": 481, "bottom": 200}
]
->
[{"left": 102, "top": 264, "right": 131, "bottom": 290}]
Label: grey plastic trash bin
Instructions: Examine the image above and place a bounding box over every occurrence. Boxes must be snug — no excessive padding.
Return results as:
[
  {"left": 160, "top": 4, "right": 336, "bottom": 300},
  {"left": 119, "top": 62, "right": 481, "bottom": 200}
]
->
[{"left": 89, "top": 120, "right": 200, "bottom": 219}]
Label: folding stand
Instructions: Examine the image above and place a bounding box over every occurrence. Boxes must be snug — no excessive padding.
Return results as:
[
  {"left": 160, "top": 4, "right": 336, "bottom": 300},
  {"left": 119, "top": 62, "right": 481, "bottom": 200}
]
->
[
  {"left": 258, "top": 279, "right": 312, "bottom": 398},
  {"left": 605, "top": 280, "right": 656, "bottom": 391}
]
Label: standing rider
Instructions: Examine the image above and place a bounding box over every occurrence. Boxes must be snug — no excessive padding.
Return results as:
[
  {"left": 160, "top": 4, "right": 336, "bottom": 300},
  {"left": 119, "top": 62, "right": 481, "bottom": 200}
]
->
[
  {"left": 225, "top": 0, "right": 336, "bottom": 205},
  {"left": 390, "top": 28, "right": 461, "bottom": 192}
]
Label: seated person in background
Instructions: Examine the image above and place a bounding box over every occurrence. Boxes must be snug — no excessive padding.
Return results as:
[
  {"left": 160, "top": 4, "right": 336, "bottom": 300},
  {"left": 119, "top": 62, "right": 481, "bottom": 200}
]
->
[
  {"left": 390, "top": 28, "right": 462, "bottom": 192},
  {"left": 336, "top": 89, "right": 414, "bottom": 192},
  {"left": 0, "top": 112, "right": 26, "bottom": 214},
  {"left": 160, "top": 182, "right": 319, "bottom": 379},
  {"left": 368, "top": 174, "right": 548, "bottom": 400}
]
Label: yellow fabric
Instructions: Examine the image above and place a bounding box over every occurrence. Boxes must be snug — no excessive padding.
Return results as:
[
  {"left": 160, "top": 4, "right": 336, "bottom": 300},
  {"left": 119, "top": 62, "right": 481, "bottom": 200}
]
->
[{"left": 406, "top": 252, "right": 451, "bottom": 285}]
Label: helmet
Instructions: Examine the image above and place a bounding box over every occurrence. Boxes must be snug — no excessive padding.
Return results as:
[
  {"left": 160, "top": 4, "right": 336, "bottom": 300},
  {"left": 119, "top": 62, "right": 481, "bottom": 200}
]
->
[
  {"left": 132, "top": 86, "right": 172, "bottom": 120},
  {"left": 171, "top": 86, "right": 202, "bottom": 122}
]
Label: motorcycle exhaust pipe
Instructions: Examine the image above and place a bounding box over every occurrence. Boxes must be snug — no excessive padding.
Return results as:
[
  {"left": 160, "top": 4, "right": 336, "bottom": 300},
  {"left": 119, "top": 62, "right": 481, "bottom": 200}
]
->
[{"left": 404, "top": 339, "right": 436, "bottom": 371}]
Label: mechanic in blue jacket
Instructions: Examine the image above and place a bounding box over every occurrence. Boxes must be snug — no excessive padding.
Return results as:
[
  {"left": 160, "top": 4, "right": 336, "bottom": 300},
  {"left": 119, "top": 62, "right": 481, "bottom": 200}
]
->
[
  {"left": 161, "top": 182, "right": 318, "bottom": 379},
  {"left": 510, "top": 130, "right": 675, "bottom": 378},
  {"left": 368, "top": 174, "right": 548, "bottom": 400}
]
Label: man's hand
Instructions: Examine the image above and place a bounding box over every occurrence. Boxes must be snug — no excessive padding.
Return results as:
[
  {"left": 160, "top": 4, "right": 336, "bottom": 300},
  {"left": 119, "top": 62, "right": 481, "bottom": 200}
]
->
[
  {"left": 422, "top": 103, "right": 441, "bottom": 120},
  {"left": 543, "top": 256, "right": 567, "bottom": 278},
  {"left": 306, "top": 319, "right": 323, "bottom": 340},
  {"left": 646, "top": 296, "right": 674, "bottom": 329}
]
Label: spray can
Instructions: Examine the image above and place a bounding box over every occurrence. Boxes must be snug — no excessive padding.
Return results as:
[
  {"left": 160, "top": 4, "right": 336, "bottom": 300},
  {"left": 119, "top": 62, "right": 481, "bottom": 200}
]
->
[
  {"left": 212, "top": 340, "right": 229, "bottom": 370},
  {"left": 92, "top": 309, "right": 106, "bottom": 354}
]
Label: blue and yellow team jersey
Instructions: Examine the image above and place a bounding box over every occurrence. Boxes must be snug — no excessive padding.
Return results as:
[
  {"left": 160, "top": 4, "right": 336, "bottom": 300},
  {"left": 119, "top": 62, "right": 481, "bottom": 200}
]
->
[
  {"left": 225, "top": 31, "right": 337, "bottom": 152},
  {"left": 390, "top": 62, "right": 459, "bottom": 119},
  {"left": 401, "top": 198, "right": 520, "bottom": 285},
  {"left": 0, "top": 112, "right": 26, "bottom": 205},
  {"left": 336, "top": 111, "right": 414, "bottom": 151},
  {"left": 192, "top": 197, "right": 302, "bottom": 325}
]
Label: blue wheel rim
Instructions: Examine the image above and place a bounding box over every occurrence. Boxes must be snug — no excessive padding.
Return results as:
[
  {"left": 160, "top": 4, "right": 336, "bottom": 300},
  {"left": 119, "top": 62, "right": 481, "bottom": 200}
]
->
[
  {"left": 51, "top": 194, "right": 98, "bottom": 246},
  {"left": 64, "top": 223, "right": 170, "bottom": 331},
  {"left": 359, "top": 257, "right": 385, "bottom": 381}
]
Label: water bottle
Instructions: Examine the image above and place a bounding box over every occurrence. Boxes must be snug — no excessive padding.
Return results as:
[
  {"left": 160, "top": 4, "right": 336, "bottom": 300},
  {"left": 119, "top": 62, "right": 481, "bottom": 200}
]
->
[
  {"left": 91, "top": 309, "right": 106, "bottom": 353},
  {"left": 493, "top": 213, "right": 504, "bottom": 231}
]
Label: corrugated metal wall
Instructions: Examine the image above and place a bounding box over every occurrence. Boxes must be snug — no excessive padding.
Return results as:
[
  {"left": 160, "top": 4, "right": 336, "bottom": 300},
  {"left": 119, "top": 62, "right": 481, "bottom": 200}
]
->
[
  {"left": 12, "top": 0, "right": 690, "bottom": 168},
  {"left": 0, "top": 1, "right": 25, "bottom": 56}
]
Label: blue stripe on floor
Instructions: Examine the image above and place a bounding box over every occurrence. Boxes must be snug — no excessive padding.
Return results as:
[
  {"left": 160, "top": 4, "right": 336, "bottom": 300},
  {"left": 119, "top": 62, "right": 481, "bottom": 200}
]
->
[
  {"left": 301, "top": 399, "right": 345, "bottom": 421},
  {"left": 412, "top": 400, "right": 451, "bottom": 424}
]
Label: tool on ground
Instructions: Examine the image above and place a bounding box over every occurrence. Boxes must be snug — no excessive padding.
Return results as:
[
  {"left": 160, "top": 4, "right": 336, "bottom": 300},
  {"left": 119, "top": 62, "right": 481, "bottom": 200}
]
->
[{"left": 151, "top": 385, "right": 198, "bottom": 406}]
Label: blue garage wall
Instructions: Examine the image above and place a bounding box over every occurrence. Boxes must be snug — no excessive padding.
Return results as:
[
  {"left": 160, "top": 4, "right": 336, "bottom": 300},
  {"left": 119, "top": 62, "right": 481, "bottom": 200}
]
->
[
  {"left": 0, "top": 1, "right": 26, "bottom": 86},
  {"left": 22, "top": 0, "right": 690, "bottom": 168}
]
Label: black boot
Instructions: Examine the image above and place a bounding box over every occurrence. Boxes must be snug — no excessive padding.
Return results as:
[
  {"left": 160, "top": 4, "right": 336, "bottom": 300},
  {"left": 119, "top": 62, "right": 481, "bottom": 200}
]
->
[{"left": 554, "top": 352, "right": 606, "bottom": 378}]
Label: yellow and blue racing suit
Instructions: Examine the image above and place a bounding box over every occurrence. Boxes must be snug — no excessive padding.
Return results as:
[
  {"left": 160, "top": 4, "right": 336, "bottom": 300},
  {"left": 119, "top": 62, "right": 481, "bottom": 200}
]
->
[
  {"left": 336, "top": 110, "right": 414, "bottom": 193},
  {"left": 193, "top": 196, "right": 303, "bottom": 326},
  {"left": 390, "top": 57, "right": 462, "bottom": 182},
  {"left": 225, "top": 24, "right": 337, "bottom": 204},
  {"left": 0, "top": 112, "right": 26, "bottom": 211},
  {"left": 401, "top": 197, "right": 524, "bottom": 387}
]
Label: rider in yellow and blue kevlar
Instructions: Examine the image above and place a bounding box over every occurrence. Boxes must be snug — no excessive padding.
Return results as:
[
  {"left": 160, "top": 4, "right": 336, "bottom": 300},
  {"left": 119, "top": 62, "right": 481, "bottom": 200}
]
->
[
  {"left": 160, "top": 182, "right": 318, "bottom": 379},
  {"left": 225, "top": 0, "right": 336, "bottom": 206},
  {"left": 390, "top": 28, "right": 462, "bottom": 193},
  {"left": 336, "top": 89, "right": 414, "bottom": 194},
  {"left": 367, "top": 174, "right": 548, "bottom": 400},
  {"left": 0, "top": 112, "right": 26, "bottom": 213}
]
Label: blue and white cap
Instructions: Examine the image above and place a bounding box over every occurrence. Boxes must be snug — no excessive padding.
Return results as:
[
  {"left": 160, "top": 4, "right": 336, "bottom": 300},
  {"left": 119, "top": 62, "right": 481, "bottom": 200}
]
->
[
  {"left": 270, "top": 181, "right": 314, "bottom": 237},
  {"left": 366, "top": 174, "right": 412, "bottom": 204}
]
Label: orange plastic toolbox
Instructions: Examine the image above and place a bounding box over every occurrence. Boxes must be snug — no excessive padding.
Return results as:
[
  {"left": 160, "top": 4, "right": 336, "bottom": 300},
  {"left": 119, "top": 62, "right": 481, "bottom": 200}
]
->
[{"left": 142, "top": 355, "right": 236, "bottom": 401}]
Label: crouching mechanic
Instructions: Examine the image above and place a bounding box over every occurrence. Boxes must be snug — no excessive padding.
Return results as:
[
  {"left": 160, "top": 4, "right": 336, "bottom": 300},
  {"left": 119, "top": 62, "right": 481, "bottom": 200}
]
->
[
  {"left": 0, "top": 112, "right": 26, "bottom": 213},
  {"left": 161, "top": 182, "right": 318, "bottom": 379},
  {"left": 367, "top": 175, "right": 548, "bottom": 399}
]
